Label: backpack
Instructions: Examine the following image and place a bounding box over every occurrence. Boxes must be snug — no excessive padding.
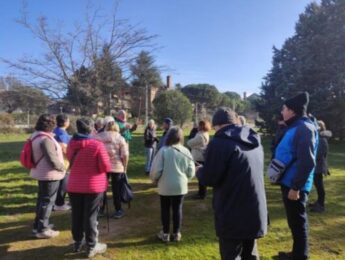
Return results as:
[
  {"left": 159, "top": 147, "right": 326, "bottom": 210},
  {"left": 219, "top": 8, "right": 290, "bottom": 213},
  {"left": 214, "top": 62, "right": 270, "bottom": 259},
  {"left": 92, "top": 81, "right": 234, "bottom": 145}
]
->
[{"left": 20, "top": 133, "right": 52, "bottom": 169}]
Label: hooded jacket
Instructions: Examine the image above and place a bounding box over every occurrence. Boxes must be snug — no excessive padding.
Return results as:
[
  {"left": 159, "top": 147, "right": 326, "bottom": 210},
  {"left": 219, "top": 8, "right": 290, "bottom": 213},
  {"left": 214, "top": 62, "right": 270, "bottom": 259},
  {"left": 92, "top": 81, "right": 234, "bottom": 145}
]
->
[
  {"left": 275, "top": 116, "right": 319, "bottom": 192},
  {"left": 67, "top": 134, "right": 112, "bottom": 194},
  {"left": 197, "top": 124, "right": 267, "bottom": 240}
]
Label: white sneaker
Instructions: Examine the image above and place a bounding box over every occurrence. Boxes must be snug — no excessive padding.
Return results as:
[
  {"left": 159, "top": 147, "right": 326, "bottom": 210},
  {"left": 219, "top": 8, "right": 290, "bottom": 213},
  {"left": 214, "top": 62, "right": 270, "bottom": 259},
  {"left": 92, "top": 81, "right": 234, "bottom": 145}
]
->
[
  {"left": 54, "top": 204, "right": 71, "bottom": 211},
  {"left": 87, "top": 243, "right": 107, "bottom": 258},
  {"left": 32, "top": 224, "right": 54, "bottom": 235},
  {"left": 172, "top": 232, "right": 182, "bottom": 242},
  {"left": 157, "top": 230, "right": 170, "bottom": 242},
  {"left": 35, "top": 229, "right": 60, "bottom": 239}
]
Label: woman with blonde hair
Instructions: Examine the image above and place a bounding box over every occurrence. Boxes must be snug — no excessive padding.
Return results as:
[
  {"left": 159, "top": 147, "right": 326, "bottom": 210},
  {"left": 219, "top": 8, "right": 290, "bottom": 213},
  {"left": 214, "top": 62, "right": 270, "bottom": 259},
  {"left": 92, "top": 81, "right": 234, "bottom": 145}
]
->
[{"left": 95, "top": 116, "right": 129, "bottom": 219}]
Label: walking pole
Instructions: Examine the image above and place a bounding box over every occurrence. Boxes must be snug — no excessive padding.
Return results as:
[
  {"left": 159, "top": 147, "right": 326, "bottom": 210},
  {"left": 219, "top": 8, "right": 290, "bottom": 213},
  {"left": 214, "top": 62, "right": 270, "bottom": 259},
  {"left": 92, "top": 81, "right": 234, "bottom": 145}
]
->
[{"left": 105, "top": 194, "right": 110, "bottom": 233}]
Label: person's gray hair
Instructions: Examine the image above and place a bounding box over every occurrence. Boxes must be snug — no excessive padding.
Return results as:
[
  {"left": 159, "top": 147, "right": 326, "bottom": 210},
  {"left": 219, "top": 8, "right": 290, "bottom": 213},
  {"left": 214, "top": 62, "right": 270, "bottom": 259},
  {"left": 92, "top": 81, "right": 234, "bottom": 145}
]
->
[{"left": 165, "top": 126, "right": 184, "bottom": 146}]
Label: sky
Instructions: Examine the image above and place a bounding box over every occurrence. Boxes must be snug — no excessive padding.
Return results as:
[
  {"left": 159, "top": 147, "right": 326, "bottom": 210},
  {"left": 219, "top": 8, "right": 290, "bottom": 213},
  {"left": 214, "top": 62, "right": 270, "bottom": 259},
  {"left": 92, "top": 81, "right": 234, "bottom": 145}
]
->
[{"left": 0, "top": 0, "right": 318, "bottom": 95}]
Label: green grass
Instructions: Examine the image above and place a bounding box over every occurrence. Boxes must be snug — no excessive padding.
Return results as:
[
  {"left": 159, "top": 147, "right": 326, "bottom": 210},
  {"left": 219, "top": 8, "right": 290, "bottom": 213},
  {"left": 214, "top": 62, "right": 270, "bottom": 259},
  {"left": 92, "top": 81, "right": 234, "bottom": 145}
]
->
[{"left": 0, "top": 132, "right": 344, "bottom": 259}]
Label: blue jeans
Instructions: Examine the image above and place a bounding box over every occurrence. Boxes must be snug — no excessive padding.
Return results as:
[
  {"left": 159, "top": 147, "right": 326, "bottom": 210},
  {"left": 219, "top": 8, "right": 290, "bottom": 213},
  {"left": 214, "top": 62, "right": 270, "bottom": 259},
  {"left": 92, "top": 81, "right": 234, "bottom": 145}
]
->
[
  {"left": 281, "top": 186, "right": 309, "bottom": 260},
  {"left": 145, "top": 147, "right": 155, "bottom": 173}
]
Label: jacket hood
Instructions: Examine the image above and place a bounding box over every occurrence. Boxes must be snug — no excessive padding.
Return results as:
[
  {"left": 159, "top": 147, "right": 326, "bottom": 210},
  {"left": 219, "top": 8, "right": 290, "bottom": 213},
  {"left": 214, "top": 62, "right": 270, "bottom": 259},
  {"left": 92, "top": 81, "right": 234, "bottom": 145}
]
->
[
  {"left": 215, "top": 124, "right": 260, "bottom": 149},
  {"left": 320, "top": 130, "right": 332, "bottom": 138}
]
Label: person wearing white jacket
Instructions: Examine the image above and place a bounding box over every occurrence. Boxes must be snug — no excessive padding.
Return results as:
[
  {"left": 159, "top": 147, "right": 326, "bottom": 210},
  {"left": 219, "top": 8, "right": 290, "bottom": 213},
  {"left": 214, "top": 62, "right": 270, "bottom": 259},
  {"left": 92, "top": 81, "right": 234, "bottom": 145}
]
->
[{"left": 187, "top": 120, "right": 210, "bottom": 199}]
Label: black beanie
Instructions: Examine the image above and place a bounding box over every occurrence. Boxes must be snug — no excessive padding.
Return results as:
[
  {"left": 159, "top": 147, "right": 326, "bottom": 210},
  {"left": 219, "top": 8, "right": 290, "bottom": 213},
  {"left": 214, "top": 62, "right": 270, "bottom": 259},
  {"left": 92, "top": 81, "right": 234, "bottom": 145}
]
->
[
  {"left": 212, "top": 107, "right": 237, "bottom": 126},
  {"left": 284, "top": 92, "right": 309, "bottom": 116},
  {"left": 164, "top": 117, "right": 173, "bottom": 125}
]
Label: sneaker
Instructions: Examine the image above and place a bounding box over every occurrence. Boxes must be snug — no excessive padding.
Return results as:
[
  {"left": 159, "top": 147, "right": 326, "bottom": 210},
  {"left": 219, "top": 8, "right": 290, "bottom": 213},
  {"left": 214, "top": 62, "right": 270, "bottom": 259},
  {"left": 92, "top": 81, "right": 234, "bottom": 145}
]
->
[
  {"left": 171, "top": 232, "right": 182, "bottom": 242},
  {"left": 87, "top": 243, "right": 107, "bottom": 258},
  {"left": 278, "top": 251, "right": 293, "bottom": 260},
  {"left": 53, "top": 204, "right": 71, "bottom": 211},
  {"left": 310, "top": 203, "right": 325, "bottom": 213},
  {"left": 157, "top": 230, "right": 170, "bottom": 243},
  {"left": 35, "top": 229, "right": 60, "bottom": 239},
  {"left": 112, "top": 210, "right": 124, "bottom": 219},
  {"left": 32, "top": 224, "right": 54, "bottom": 235}
]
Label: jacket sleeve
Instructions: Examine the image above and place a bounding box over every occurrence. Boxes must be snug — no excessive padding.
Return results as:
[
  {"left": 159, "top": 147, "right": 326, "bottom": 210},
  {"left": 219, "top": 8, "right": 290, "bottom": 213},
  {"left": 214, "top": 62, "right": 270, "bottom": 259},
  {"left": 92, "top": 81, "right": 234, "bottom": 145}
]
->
[
  {"left": 197, "top": 138, "right": 232, "bottom": 187},
  {"left": 40, "top": 138, "right": 65, "bottom": 171},
  {"left": 185, "top": 150, "right": 196, "bottom": 179},
  {"left": 97, "top": 143, "right": 112, "bottom": 173},
  {"left": 149, "top": 148, "right": 164, "bottom": 182},
  {"left": 291, "top": 125, "right": 317, "bottom": 190},
  {"left": 187, "top": 134, "right": 203, "bottom": 149},
  {"left": 316, "top": 138, "right": 327, "bottom": 162}
]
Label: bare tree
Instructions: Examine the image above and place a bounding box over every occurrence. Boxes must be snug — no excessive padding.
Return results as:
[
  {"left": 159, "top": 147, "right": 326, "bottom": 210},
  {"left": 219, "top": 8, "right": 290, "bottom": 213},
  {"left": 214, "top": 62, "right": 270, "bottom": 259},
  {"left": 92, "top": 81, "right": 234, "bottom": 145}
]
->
[{"left": 0, "top": 1, "right": 157, "bottom": 99}]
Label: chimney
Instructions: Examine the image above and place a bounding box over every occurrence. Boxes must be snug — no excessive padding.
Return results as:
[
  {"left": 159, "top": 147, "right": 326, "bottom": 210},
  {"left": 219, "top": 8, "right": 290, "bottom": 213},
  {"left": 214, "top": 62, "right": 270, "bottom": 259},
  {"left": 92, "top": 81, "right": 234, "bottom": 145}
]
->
[{"left": 166, "top": 75, "right": 172, "bottom": 89}]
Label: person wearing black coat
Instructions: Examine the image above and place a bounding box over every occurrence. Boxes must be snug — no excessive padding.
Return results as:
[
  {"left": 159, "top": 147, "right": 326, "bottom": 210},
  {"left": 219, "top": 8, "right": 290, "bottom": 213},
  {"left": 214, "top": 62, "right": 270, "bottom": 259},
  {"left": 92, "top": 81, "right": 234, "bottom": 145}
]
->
[
  {"left": 197, "top": 107, "right": 268, "bottom": 260},
  {"left": 310, "top": 121, "right": 331, "bottom": 213}
]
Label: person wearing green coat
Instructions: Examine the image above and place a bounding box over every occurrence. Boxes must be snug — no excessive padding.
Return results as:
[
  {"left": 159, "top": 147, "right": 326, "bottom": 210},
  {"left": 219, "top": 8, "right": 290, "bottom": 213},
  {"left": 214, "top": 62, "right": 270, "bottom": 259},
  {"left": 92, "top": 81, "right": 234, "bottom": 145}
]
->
[
  {"left": 150, "top": 127, "right": 195, "bottom": 243},
  {"left": 114, "top": 110, "right": 137, "bottom": 143}
]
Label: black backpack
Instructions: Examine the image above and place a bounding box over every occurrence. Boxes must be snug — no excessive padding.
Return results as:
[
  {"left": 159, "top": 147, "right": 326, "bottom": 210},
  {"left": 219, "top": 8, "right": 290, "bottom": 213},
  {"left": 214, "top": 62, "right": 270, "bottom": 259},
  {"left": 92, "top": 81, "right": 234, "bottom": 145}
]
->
[{"left": 119, "top": 174, "right": 133, "bottom": 208}]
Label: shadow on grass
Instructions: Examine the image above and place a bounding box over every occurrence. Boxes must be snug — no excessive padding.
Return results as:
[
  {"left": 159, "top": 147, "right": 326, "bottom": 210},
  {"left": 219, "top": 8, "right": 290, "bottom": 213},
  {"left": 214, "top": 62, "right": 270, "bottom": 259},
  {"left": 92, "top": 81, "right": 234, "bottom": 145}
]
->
[{"left": 0, "top": 244, "right": 88, "bottom": 260}]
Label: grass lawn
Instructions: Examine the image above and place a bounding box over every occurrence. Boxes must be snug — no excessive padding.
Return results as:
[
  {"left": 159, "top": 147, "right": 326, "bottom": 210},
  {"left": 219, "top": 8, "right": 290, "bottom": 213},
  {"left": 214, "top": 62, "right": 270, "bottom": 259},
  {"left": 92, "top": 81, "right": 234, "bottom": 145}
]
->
[{"left": 0, "top": 132, "right": 344, "bottom": 260}]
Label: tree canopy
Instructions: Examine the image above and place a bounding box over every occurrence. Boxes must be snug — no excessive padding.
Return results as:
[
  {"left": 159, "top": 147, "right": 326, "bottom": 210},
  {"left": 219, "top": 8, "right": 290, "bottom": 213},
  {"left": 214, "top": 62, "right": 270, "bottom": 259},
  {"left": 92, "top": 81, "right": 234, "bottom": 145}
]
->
[
  {"left": 153, "top": 90, "right": 193, "bottom": 127},
  {"left": 258, "top": 0, "right": 345, "bottom": 138}
]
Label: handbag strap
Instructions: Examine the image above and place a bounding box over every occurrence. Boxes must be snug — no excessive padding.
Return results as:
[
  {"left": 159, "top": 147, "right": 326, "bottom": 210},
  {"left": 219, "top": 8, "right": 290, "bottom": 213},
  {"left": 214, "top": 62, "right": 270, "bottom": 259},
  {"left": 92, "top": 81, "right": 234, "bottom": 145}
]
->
[
  {"left": 67, "top": 149, "right": 81, "bottom": 171},
  {"left": 172, "top": 146, "right": 202, "bottom": 166}
]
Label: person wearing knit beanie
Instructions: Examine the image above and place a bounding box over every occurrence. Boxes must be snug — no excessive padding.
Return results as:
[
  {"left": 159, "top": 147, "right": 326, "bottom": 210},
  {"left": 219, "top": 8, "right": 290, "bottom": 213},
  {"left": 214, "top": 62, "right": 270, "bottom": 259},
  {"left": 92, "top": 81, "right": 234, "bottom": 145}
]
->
[
  {"left": 284, "top": 92, "right": 309, "bottom": 116},
  {"left": 275, "top": 91, "right": 319, "bottom": 260}
]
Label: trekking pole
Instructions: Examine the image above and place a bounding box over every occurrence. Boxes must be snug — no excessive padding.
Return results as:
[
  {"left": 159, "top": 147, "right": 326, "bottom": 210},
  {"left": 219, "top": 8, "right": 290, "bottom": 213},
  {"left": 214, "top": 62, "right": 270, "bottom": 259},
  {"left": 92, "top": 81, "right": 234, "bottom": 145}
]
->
[{"left": 105, "top": 194, "right": 110, "bottom": 233}]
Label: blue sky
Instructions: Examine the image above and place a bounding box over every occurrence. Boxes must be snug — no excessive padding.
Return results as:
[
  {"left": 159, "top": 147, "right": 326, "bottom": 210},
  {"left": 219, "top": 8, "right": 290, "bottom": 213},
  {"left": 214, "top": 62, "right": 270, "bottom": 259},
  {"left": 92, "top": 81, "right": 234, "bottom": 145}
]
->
[{"left": 0, "top": 0, "right": 317, "bottom": 95}]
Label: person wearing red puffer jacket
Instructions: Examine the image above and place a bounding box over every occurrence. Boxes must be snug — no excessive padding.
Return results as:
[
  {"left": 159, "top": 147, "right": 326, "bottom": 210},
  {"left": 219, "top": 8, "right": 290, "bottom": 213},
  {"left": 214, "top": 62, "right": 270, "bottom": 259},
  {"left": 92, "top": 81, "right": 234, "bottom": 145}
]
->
[{"left": 67, "top": 118, "right": 111, "bottom": 258}]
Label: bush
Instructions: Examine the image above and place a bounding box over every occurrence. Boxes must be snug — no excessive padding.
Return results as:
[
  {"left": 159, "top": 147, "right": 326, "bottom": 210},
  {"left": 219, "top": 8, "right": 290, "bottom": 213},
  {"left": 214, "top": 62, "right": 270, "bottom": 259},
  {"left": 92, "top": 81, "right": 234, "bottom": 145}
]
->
[{"left": 0, "top": 113, "right": 15, "bottom": 127}]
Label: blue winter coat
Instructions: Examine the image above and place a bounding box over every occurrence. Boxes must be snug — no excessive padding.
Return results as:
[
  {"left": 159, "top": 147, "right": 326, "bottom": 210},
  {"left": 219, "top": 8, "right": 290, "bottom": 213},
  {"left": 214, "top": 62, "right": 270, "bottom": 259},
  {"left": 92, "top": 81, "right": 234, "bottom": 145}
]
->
[
  {"left": 197, "top": 124, "right": 267, "bottom": 240},
  {"left": 275, "top": 116, "right": 319, "bottom": 192}
]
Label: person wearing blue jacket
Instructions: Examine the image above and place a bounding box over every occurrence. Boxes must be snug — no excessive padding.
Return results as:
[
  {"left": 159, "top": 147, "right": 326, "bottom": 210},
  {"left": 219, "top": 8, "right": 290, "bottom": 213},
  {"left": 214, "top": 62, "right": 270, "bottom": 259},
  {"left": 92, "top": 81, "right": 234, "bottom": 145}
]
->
[
  {"left": 275, "top": 92, "right": 319, "bottom": 260},
  {"left": 197, "top": 107, "right": 267, "bottom": 260}
]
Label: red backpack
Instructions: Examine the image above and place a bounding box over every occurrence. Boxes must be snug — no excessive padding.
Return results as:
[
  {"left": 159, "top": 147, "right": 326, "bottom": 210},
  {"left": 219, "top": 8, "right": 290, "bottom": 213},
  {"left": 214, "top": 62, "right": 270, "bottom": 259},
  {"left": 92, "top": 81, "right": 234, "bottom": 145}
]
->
[{"left": 20, "top": 133, "right": 52, "bottom": 169}]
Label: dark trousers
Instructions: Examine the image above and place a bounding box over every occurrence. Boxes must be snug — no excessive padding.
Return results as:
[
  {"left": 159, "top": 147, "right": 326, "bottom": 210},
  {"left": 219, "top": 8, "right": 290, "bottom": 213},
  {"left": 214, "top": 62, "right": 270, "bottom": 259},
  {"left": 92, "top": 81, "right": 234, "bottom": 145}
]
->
[
  {"left": 197, "top": 161, "right": 207, "bottom": 198},
  {"left": 33, "top": 180, "right": 60, "bottom": 232},
  {"left": 281, "top": 186, "right": 309, "bottom": 260},
  {"left": 101, "top": 173, "right": 123, "bottom": 212},
  {"left": 219, "top": 238, "right": 259, "bottom": 260},
  {"left": 313, "top": 173, "right": 325, "bottom": 207},
  {"left": 69, "top": 192, "right": 103, "bottom": 248},
  {"left": 55, "top": 175, "right": 68, "bottom": 206},
  {"left": 160, "top": 195, "right": 184, "bottom": 234}
]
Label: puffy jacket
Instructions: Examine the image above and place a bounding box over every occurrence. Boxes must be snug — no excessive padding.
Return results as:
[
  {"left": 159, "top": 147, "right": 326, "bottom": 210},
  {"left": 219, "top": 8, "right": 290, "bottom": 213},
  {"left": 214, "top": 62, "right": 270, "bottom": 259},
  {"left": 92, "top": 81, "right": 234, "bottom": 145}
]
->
[
  {"left": 187, "top": 131, "right": 209, "bottom": 162},
  {"left": 94, "top": 131, "right": 128, "bottom": 173},
  {"left": 150, "top": 144, "right": 195, "bottom": 196},
  {"left": 67, "top": 134, "right": 112, "bottom": 194},
  {"left": 275, "top": 116, "right": 319, "bottom": 192},
  {"left": 197, "top": 124, "right": 267, "bottom": 240},
  {"left": 30, "top": 131, "right": 66, "bottom": 181}
]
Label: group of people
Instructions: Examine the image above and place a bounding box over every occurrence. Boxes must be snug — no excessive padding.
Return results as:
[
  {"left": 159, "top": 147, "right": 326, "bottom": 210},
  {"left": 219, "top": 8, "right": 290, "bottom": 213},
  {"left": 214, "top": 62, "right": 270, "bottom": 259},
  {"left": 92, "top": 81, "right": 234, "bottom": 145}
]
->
[{"left": 27, "top": 91, "right": 330, "bottom": 259}]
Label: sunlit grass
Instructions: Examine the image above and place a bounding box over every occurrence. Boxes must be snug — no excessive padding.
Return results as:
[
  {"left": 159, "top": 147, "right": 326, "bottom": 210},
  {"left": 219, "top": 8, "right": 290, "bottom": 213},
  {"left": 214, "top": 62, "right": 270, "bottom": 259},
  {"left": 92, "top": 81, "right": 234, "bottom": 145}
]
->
[{"left": 0, "top": 133, "right": 344, "bottom": 259}]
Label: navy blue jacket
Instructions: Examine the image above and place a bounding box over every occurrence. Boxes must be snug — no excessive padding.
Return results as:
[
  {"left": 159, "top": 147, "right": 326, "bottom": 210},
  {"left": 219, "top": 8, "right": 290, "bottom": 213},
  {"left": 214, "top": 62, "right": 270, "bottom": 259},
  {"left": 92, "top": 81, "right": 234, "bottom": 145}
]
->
[
  {"left": 275, "top": 116, "right": 319, "bottom": 192},
  {"left": 197, "top": 124, "right": 267, "bottom": 239}
]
